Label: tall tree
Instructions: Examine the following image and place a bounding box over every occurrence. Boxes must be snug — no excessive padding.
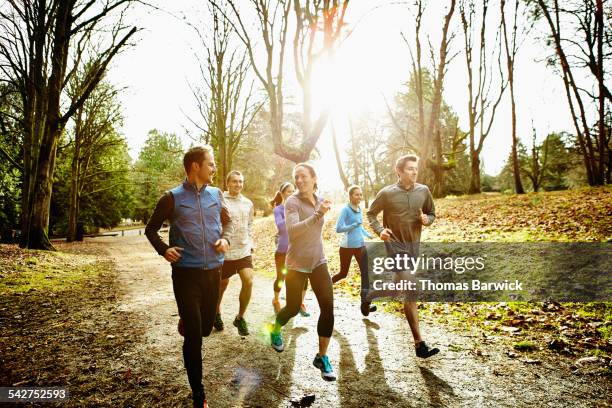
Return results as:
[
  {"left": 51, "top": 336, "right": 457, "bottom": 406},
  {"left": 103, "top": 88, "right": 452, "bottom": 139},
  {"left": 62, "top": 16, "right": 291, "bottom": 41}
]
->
[
  {"left": 65, "top": 74, "right": 123, "bottom": 241},
  {"left": 189, "top": 4, "right": 261, "bottom": 189},
  {"left": 533, "top": 0, "right": 610, "bottom": 185},
  {"left": 218, "top": 0, "right": 349, "bottom": 163},
  {"left": 390, "top": 0, "right": 460, "bottom": 196},
  {"left": 460, "top": 0, "right": 507, "bottom": 194},
  {"left": 0, "top": 1, "right": 139, "bottom": 249},
  {"left": 500, "top": 0, "right": 525, "bottom": 193}
]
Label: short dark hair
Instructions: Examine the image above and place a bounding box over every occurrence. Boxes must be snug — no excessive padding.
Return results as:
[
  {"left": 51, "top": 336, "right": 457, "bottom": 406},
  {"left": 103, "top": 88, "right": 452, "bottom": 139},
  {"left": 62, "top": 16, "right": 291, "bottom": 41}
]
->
[
  {"left": 183, "top": 145, "right": 213, "bottom": 172},
  {"left": 395, "top": 154, "right": 419, "bottom": 172},
  {"left": 226, "top": 170, "right": 243, "bottom": 184}
]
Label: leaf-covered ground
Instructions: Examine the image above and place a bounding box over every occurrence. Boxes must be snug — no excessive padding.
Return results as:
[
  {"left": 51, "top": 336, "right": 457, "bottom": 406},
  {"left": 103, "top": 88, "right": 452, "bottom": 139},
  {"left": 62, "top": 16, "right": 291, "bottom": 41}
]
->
[
  {"left": 0, "top": 186, "right": 610, "bottom": 407},
  {"left": 423, "top": 187, "right": 611, "bottom": 242}
]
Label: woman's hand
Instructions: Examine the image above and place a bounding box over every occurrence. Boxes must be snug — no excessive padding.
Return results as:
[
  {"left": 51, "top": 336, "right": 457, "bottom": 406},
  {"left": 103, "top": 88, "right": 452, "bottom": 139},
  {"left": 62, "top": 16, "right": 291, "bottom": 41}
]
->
[{"left": 319, "top": 199, "right": 333, "bottom": 214}]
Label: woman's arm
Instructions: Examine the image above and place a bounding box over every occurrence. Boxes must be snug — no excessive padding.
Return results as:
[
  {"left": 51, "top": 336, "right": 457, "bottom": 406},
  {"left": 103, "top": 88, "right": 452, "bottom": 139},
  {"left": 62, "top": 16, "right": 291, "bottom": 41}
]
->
[
  {"left": 285, "top": 197, "right": 321, "bottom": 240},
  {"left": 335, "top": 207, "right": 358, "bottom": 233}
]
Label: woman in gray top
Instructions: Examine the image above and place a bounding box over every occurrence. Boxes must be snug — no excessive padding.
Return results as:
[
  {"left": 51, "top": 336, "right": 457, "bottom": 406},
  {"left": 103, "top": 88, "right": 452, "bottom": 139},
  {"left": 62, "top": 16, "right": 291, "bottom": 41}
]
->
[{"left": 269, "top": 163, "right": 336, "bottom": 381}]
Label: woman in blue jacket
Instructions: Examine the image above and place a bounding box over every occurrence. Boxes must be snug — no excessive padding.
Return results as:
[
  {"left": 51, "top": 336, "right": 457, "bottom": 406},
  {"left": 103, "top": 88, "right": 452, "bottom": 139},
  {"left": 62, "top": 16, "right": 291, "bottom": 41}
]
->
[
  {"left": 270, "top": 182, "right": 309, "bottom": 316},
  {"left": 332, "top": 185, "right": 376, "bottom": 316}
]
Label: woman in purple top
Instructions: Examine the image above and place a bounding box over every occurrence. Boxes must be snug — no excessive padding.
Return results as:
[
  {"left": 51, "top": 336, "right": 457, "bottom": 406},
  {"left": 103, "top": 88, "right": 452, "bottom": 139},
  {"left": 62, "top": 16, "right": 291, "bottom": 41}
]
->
[{"left": 270, "top": 182, "right": 309, "bottom": 316}]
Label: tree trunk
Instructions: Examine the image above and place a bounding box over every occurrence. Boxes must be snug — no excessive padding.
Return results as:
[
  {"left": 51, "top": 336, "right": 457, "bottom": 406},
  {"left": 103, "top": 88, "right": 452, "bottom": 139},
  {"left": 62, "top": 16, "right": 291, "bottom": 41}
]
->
[
  {"left": 509, "top": 80, "right": 524, "bottom": 194},
  {"left": 332, "top": 123, "right": 349, "bottom": 189},
  {"left": 595, "top": 0, "right": 605, "bottom": 185},
  {"left": 469, "top": 153, "right": 481, "bottom": 194}
]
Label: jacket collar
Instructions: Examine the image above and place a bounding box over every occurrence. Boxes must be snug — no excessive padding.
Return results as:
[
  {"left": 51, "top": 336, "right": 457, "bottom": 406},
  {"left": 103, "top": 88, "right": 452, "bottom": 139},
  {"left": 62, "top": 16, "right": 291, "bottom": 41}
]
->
[
  {"left": 293, "top": 191, "right": 321, "bottom": 207},
  {"left": 182, "top": 178, "right": 207, "bottom": 193}
]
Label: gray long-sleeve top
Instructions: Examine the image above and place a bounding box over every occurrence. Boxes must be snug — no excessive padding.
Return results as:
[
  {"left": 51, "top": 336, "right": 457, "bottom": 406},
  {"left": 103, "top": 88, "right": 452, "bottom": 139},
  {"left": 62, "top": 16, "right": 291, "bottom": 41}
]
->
[
  {"left": 284, "top": 192, "right": 327, "bottom": 272},
  {"left": 366, "top": 182, "right": 435, "bottom": 245}
]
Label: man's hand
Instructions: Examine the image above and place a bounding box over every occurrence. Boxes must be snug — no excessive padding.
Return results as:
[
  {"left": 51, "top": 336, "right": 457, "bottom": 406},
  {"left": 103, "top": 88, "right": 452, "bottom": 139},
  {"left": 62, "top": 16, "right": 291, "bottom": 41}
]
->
[
  {"left": 214, "top": 238, "right": 229, "bottom": 253},
  {"left": 319, "top": 199, "right": 333, "bottom": 214},
  {"left": 164, "top": 246, "right": 183, "bottom": 263},
  {"left": 419, "top": 209, "right": 429, "bottom": 225},
  {"left": 380, "top": 228, "right": 393, "bottom": 242}
]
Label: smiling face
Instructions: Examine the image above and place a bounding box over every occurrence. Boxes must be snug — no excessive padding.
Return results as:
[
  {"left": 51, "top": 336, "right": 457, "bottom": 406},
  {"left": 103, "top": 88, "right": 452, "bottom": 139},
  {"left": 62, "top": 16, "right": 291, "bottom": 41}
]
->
[
  {"left": 396, "top": 159, "right": 418, "bottom": 187},
  {"left": 349, "top": 187, "right": 363, "bottom": 206},
  {"left": 227, "top": 173, "right": 244, "bottom": 196},
  {"left": 293, "top": 165, "right": 316, "bottom": 195},
  {"left": 192, "top": 151, "right": 216, "bottom": 186}
]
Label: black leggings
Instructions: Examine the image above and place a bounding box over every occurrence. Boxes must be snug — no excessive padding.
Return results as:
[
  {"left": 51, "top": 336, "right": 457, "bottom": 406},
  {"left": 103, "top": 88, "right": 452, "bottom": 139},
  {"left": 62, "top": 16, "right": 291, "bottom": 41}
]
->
[
  {"left": 273, "top": 251, "right": 308, "bottom": 293},
  {"left": 331, "top": 246, "right": 369, "bottom": 302},
  {"left": 275, "top": 263, "right": 334, "bottom": 337},
  {"left": 172, "top": 267, "right": 220, "bottom": 398}
]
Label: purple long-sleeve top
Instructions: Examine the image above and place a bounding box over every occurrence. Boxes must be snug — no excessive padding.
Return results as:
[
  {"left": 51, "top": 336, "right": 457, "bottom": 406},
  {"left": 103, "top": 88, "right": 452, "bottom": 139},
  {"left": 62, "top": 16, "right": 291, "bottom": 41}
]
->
[{"left": 274, "top": 204, "right": 289, "bottom": 253}]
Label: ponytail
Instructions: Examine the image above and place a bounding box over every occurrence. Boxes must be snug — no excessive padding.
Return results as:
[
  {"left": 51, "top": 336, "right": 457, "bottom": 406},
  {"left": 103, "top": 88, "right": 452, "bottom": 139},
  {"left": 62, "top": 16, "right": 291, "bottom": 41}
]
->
[
  {"left": 270, "top": 182, "right": 294, "bottom": 207},
  {"left": 270, "top": 191, "right": 283, "bottom": 207}
]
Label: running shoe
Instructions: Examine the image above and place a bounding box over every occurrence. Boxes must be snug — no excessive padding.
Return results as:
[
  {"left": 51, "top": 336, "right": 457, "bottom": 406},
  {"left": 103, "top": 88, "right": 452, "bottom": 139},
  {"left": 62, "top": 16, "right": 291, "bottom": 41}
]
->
[
  {"left": 213, "top": 313, "right": 224, "bottom": 331},
  {"left": 270, "top": 326, "right": 284, "bottom": 352},
  {"left": 299, "top": 304, "right": 310, "bottom": 317},
  {"left": 360, "top": 302, "right": 377, "bottom": 316},
  {"left": 415, "top": 341, "right": 440, "bottom": 358},
  {"left": 233, "top": 316, "right": 249, "bottom": 336},
  {"left": 313, "top": 354, "right": 336, "bottom": 381},
  {"left": 178, "top": 318, "right": 185, "bottom": 336},
  {"left": 193, "top": 399, "right": 209, "bottom": 408}
]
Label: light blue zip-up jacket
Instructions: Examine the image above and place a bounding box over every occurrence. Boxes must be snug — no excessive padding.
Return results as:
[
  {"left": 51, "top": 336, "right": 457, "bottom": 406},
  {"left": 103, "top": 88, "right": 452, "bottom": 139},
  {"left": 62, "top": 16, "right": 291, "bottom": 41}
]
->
[{"left": 336, "top": 204, "right": 373, "bottom": 248}]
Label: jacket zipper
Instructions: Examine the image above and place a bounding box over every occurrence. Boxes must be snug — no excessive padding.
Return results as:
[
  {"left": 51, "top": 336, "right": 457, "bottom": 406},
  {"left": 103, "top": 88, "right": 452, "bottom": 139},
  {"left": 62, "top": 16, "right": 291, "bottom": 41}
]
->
[{"left": 196, "top": 189, "right": 206, "bottom": 269}]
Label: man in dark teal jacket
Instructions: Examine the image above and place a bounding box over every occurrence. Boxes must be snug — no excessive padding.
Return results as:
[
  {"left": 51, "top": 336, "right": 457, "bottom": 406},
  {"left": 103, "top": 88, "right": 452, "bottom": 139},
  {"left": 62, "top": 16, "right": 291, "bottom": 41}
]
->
[
  {"left": 367, "top": 154, "right": 440, "bottom": 359},
  {"left": 146, "top": 145, "right": 233, "bottom": 408}
]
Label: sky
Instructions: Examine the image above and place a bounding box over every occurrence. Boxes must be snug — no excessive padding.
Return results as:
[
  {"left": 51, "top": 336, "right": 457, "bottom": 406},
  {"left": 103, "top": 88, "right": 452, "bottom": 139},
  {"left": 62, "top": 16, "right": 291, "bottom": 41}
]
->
[{"left": 107, "top": 0, "right": 579, "bottom": 193}]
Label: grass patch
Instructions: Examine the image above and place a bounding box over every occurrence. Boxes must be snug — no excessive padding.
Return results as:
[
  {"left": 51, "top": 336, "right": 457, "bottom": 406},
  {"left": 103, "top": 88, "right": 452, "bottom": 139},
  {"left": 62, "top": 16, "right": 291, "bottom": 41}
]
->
[
  {"left": 513, "top": 340, "right": 537, "bottom": 351},
  {"left": 0, "top": 249, "right": 104, "bottom": 295}
]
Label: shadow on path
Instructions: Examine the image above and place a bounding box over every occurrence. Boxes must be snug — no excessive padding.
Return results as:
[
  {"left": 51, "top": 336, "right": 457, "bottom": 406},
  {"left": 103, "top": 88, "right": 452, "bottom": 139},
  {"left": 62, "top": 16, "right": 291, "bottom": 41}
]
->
[{"left": 335, "top": 319, "right": 415, "bottom": 407}]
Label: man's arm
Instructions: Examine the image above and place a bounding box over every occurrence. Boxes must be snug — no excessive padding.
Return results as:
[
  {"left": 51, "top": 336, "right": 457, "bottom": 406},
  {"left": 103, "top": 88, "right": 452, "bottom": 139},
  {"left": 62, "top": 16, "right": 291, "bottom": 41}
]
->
[
  {"left": 248, "top": 200, "right": 255, "bottom": 251},
  {"left": 218, "top": 189, "right": 233, "bottom": 244},
  {"left": 422, "top": 187, "right": 436, "bottom": 226},
  {"left": 145, "top": 192, "right": 173, "bottom": 256},
  {"left": 366, "top": 189, "right": 386, "bottom": 236}
]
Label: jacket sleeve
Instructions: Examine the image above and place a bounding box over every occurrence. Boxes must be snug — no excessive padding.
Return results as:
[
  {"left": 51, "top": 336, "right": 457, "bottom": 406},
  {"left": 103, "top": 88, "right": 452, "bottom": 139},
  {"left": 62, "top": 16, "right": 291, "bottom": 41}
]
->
[
  {"left": 335, "top": 207, "right": 358, "bottom": 233},
  {"left": 360, "top": 225, "right": 374, "bottom": 239},
  {"left": 274, "top": 205, "right": 286, "bottom": 235},
  {"left": 145, "top": 192, "right": 173, "bottom": 256},
  {"left": 422, "top": 187, "right": 436, "bottom": 226},
  {"left": 219, "top": 189, "right": 234, "bottom": 245},
  {"left": 285, "top": 197, "right": 322, "bottom": 240},
  {"left": 366, "top": 188, "right": 386, "bottom": 236}
]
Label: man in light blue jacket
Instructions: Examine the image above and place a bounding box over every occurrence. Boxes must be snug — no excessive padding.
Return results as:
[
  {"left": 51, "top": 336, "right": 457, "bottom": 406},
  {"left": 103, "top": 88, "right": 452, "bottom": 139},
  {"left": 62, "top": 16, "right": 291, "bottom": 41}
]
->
[{"left": 145, "top": 145, "right": 233, "bottom": 408}]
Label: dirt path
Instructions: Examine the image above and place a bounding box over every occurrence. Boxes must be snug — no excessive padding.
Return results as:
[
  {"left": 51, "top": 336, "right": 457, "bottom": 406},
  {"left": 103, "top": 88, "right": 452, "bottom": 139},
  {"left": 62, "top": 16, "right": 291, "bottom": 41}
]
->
[{"left": 93, "top": 232, "right": 610, "bottom": 408}]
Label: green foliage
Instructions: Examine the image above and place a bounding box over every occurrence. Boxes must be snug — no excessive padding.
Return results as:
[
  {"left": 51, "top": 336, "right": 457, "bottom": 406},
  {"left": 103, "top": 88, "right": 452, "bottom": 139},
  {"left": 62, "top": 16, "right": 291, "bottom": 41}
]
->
[
  {"left": 51, "top": 134, "right": 135, "bottom": 233},
  {"left": 132, "top": 129, "right": 184, "bottom": 222},
  {"left": 388, "top": 69, "right": 471, "bottom": 195},
  {"left": 496, "top": 132, "right": 582, "bottom": 192},
  {"left": 0, "top": 85, "right": 22, "bottom": 241}
]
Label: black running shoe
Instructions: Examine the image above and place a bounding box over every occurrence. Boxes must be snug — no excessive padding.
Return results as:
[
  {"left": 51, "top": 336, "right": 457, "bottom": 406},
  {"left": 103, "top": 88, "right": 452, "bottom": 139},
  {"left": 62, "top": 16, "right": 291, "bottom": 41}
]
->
[
  {"left": 415, "top": 341, "right": 440, "bottom": 358},
  {"left": 360, "top": 302, "right": 377, "bottom": 316}
]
